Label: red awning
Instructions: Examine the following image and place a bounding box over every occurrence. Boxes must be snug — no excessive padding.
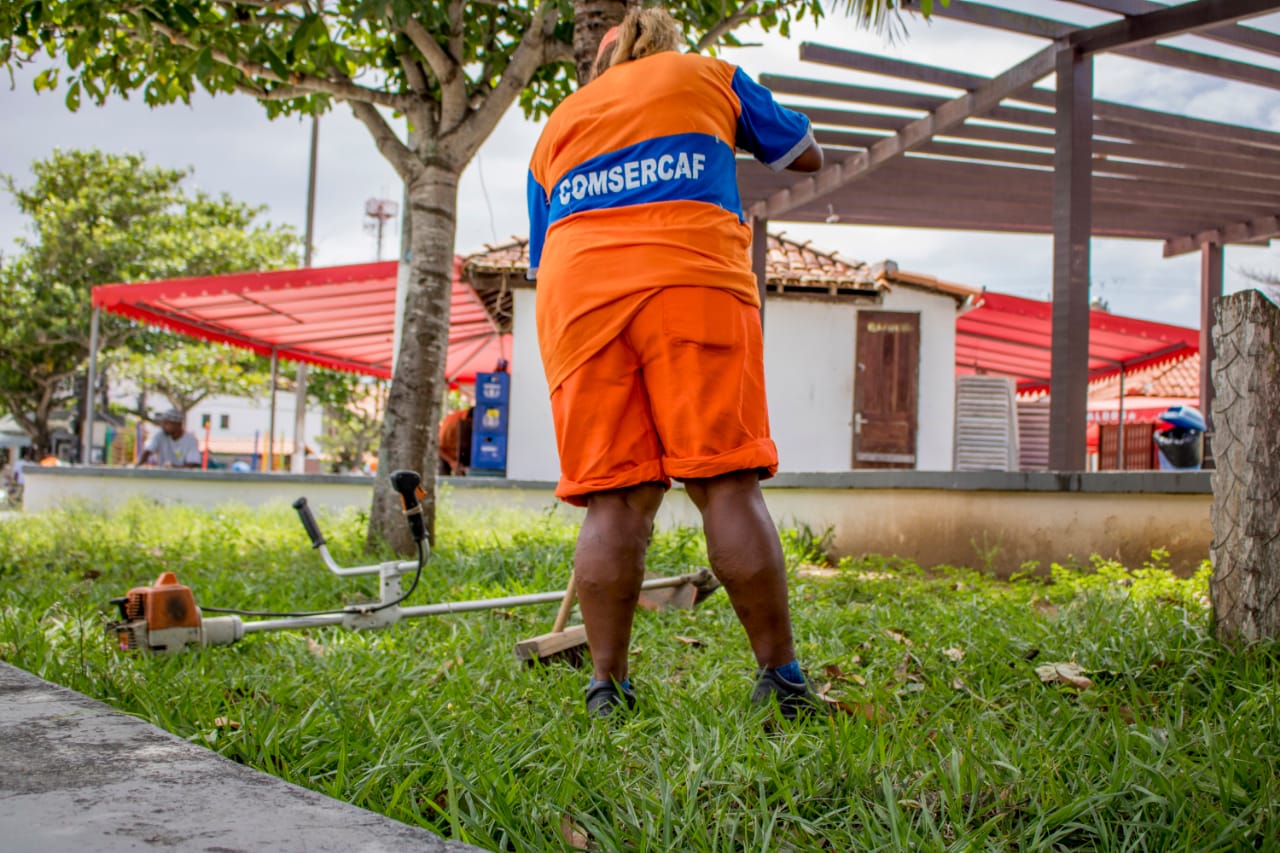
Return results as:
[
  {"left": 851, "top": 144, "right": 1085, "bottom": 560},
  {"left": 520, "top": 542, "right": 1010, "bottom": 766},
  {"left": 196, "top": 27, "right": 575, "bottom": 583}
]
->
[
  {"left": 955, "top": 291, "right": 1198, "bottom": 394},
  {"left": 92, "top": 259, "right": 510, "bottom": 383}
]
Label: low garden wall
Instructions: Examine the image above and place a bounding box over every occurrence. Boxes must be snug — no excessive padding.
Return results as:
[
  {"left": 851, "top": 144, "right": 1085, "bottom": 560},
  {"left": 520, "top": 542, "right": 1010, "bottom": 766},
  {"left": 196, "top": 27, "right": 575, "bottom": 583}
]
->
[{"left": 21, "top": 467, "right": 1212, "bottom": 576}]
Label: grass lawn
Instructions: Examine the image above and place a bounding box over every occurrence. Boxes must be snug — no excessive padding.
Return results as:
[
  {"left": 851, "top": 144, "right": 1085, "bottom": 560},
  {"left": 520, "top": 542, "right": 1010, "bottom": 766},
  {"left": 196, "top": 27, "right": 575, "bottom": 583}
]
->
[{"left": 1, "top": 498, "right": 1277, "bottom": 851}]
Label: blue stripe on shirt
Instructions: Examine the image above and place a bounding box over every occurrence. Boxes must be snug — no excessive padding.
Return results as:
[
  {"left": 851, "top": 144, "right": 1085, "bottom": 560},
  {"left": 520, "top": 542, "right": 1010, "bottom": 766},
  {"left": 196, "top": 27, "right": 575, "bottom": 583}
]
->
[{"left": 546, "top": 133, "right": 743, "bottom": 228}]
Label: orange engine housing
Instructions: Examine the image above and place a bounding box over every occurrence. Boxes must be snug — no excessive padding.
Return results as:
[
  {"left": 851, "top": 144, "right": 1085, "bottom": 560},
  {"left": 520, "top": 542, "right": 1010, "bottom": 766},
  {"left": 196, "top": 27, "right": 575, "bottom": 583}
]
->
[{"left": 122, "top": 571, "right": 201, "bottom": 630}]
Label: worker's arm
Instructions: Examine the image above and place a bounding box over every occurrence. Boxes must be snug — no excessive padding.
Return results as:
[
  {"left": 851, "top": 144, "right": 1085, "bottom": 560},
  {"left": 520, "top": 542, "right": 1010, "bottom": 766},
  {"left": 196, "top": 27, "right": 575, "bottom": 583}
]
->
[{"left": 786, "top": 141, "right": 824, "bottom": 173}]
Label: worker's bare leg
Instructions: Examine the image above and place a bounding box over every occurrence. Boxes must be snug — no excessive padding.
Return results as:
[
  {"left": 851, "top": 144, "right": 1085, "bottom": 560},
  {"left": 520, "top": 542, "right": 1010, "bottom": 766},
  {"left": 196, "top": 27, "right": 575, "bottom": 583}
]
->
[
  {"left": 684, "top": 470, "right": 794, "bottom": 669},
  {"left": 575, "top": 483, "right": 666, "bottom": 683}
]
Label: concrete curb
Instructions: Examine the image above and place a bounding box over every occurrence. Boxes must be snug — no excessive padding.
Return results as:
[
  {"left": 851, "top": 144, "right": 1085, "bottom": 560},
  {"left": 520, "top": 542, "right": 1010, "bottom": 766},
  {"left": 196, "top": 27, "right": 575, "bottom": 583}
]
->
[{"left": 0, "top": 662, "right": 482, "bottom": 853}]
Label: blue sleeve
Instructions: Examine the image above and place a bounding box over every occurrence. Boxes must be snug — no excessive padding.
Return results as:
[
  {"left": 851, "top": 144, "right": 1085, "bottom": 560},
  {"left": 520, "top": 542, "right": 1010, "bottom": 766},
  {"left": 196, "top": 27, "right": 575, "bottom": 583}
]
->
[
  {"left": 526, "top": 170, "right": 549, "bottom": 280},
  {"left": 731, "top": 67, "right": 815, "bottom": 171}
]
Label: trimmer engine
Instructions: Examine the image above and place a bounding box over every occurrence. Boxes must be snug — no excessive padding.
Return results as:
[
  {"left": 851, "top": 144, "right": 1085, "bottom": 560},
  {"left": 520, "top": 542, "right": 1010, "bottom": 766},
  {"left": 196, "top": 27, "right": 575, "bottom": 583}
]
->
[{"left": 108, "top": 571, "right": 243, "bottom": 654}]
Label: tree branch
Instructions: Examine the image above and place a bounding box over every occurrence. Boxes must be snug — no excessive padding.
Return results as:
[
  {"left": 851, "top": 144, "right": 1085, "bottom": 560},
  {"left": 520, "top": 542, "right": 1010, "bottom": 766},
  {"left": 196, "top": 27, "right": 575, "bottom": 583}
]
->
[
  {"left": 446, "top": 0, "right": 465, "bottom": 73},
  {"left": 211, "top": 0, "right": 300, "bottom": 9},
  {"left": 400, "top": 54, "right": 430, "bottom": 97},
  {"left": 544, "top": 41, "right": 574, "bottom": 66},
  {"left": 349, "top": 100, "right": 416, "bottom": 180},
  {"left": 692, "top": 0, "right": 806, "bottom": 54},
  {"left": 463, "top": 1, "right": 560, "bottom": 151},
  {"left": 146, "top": 19, "right": 410, "bottom": 110},
  {"left": 396, "top": 7, "right": 467, "bottom": 130}
]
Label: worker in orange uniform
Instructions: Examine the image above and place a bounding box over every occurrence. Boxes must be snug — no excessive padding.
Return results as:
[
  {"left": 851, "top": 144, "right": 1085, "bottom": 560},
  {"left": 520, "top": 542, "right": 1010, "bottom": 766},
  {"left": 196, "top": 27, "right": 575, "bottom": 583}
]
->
[
  {"left": 527, "top": 8, "right": 826, "bottom": 720},
  {"left": 437, "top": 407, "right": 473, "bottom": 476}
]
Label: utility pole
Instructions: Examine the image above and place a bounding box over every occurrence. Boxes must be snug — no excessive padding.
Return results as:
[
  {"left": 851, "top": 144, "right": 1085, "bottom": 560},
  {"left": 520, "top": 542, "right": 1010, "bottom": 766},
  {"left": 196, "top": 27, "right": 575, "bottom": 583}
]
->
[
  {"left": 365, "top": 198, "right": 399, "bottom": 262},
  {"left": 292, "top": 115, "right": 320, "bottom": 474}
]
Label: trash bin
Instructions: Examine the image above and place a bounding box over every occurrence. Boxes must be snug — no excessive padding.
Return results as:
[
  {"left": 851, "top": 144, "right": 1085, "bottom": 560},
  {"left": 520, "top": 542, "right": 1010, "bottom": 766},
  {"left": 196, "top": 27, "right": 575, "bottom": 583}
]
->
[{"left": 1154, "top": 405, "right": 1205, "bottom": 470}]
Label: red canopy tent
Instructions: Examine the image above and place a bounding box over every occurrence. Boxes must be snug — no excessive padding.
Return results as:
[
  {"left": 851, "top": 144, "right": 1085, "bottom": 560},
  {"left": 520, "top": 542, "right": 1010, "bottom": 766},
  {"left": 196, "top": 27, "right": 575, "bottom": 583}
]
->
[
  {"left": 955, "top": 291, "right": 1199, "bottom": 395},
  {"left": 91, "top": 258, "right": 510, "bottom": 383}
]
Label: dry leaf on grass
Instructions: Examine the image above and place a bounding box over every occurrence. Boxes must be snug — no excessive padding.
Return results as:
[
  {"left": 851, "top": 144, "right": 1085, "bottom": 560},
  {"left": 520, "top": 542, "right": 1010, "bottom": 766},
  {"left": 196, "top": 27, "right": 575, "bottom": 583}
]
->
[
  {"left": 884, "top": 629, "right": 913, "bottom": 646},
  {"left": 305, "top": 636, "right": 326, "bottom": 656},
  {"left": 828, "top": 697, "right": 887, "bottom": 722},
  {"left": 942, "top": 647, "right": 965, "bottom": 662},
  {"left": 212, "top": 717, "right": 241, "bottom": 730},
  {"left": 822, "top": 662, "right": 869, "bottom": 687},
  {"left": 1035, "top": 662, "right": 1093, "bottom": 690},
  {"left": 560, "top": 815, "right": 590, "bottom": 850},
  {"left": 952, "top": 676, "right": 967, "bottom": 691},
  {"left": 822, "top": 663, "right": 867, "bottom": 686},
  {"left": 674, "top": 635, "right": 703, "bottom": 647},
  {"left": 893, "top": 652, "right": 923, "bottom": 683}
]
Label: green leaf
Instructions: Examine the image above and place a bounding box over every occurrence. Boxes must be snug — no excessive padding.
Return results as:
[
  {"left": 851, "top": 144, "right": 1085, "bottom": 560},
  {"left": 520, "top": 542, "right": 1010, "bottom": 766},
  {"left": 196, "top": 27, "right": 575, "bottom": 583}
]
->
[
  {"left": 194, "top": 46, "right": 212, "bottom": 78},
  {"left": 172, "top": 4, "right": 200, "bottom": 30},
  {"left": 32, "top": 66, "right": 57, "bottom": 91},
  {"left": 64, "top": 79, "right": 81, "bottom": 111}
]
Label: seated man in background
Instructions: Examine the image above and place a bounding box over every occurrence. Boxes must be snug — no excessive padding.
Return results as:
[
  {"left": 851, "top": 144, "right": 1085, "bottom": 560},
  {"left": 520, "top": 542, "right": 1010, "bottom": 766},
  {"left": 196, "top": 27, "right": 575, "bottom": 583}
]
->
[
  {"left": 136, "top": 409, "right": 202, "bottom": 469},
  {"left": 437, "top": 407, "right": 474, "bottom": 476}
]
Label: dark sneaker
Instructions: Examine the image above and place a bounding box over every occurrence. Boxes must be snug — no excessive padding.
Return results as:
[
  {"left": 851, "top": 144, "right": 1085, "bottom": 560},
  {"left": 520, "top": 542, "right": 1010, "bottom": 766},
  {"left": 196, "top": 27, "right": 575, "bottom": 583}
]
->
[
  {"left": 751, "top": 667, "right": 830, "bottom": 720},
  {"left": 585, "top": 680, "right": 637, "bottom": 719}
]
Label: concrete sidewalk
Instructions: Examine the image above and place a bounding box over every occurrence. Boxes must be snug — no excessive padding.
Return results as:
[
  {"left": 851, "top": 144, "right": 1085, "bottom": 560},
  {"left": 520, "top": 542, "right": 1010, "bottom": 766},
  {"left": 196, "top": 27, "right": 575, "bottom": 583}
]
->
[{"left": 0, "top": 662, "right": 481, "bottom": 852}]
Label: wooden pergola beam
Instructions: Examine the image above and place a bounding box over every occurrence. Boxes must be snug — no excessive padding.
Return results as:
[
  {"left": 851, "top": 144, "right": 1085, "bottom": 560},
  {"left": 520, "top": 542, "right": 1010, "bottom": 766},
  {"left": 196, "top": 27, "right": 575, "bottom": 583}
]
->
[
  {"left": 929, "top": 0, "right": 1280, "bottom": 89},
  {"left": 797, "top": 44, "right": 1280, "bottom": 156},
  {"left": 811, "top": 129, "right": 1280, "bottom": 203},
  {"left": 1068, "top": 0, "right": 1280, "bottom": 54},
  {"left": 745, "top": 45, "right": 1059, "bottom": 219},
  {"left": 1163, "top": 215, "right": 1280, "bottom": 256},
  {"left": 804, "top": 105, "right": 1280, "bottom": 187},
  {"left": 1071, "top": 0, "right": 1280, "bottom": 59}
]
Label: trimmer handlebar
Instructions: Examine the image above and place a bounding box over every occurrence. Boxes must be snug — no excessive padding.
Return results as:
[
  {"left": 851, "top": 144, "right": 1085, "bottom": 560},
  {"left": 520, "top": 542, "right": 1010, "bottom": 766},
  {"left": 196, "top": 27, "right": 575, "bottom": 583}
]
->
[
  {"left": 291, "top": 497, "right": 326, "bottom": 549},
  {"left": 389, "top": 470, "right": 427, "bottom": 543}
]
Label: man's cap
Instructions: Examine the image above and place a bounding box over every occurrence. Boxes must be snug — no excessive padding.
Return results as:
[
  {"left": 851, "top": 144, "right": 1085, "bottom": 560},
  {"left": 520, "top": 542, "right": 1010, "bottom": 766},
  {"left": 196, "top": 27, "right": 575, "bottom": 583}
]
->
[
  {"left": 159, "top": 409, "right": 183, "bottom": 423},
  {"left": 596, "top": 26, "right": 619, "bottom": 62}
]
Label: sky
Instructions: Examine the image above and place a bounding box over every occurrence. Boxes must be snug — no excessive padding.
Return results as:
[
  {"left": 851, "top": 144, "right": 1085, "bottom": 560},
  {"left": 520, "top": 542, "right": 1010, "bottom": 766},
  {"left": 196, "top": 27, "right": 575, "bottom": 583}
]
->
[{"left": 2, "top": 2, "right": 1278, "bottom": 330}]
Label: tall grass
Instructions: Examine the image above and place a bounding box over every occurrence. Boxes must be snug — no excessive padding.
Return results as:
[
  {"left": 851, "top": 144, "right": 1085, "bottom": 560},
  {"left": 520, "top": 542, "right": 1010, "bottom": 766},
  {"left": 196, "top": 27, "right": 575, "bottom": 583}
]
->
[{"left": 1, "top": 499, "right": 1276, "bottom": 851}]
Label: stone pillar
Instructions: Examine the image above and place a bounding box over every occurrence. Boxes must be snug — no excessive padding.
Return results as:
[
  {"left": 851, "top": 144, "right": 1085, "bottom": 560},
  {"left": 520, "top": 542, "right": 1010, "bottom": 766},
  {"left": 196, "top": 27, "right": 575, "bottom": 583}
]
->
[{"left": 1210, "top": 289, "right": 1280, "bottom": 645}]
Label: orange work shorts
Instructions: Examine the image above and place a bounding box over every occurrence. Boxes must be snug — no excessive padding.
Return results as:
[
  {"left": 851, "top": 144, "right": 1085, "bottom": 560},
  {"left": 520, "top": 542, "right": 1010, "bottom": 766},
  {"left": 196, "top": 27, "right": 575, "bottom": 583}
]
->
[{"left": 549, "top": 286, "right": 778, "bottom": 507}]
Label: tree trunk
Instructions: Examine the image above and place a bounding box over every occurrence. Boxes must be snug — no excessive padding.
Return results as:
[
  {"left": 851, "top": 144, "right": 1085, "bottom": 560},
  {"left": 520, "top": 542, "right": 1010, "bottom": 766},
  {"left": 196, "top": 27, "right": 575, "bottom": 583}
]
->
[
  {"left": 367, "top": 162, "right": 459, "bottom": 554},
  {"left": 572, "top": 0, "right": 629, "bottom": 84},
  {"left": 1210, "top": 289, "right": 1280, "bottom": 646}
]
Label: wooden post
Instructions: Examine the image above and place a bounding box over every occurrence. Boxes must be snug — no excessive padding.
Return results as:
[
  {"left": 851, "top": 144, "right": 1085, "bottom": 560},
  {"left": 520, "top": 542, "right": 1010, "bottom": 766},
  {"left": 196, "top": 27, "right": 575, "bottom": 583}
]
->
[
  {"left": 267, "top": 348, "right": 278, "bottom": 472},
  {"left": 1210, "top": 289, "right": 1280, "bottom": 644},
  {"left": 1048, "top": 47, "right": 1093, "bottom": 472},
  {"left": 1199, "top": 241, "right": 1223, "bottom": 468},
  {"left": 751, "top": 216, "right": 769, "bottom": 328},
  {"left": 83, "top": 306, "right": 100, "bottom": 465}
]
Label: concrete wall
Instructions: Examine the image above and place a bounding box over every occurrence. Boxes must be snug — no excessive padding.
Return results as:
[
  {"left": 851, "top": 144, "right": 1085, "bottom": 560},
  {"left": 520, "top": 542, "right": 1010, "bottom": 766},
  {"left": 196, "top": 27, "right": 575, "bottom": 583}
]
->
[
  {"left": 23, "top": 467, "right": 1212, "bottom": 576},
  {"left": 504, "top": 285, "right": 959, "bottom": 480}
]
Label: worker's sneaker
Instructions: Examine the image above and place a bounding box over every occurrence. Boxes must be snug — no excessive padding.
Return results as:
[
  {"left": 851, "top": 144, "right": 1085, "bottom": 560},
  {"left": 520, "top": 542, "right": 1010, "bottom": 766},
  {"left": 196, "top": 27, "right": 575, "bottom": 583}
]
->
[
  {"left": 751, "top": 667, "right": 829, "bottom": 720},
  {"left": 585, "top": 679, "right": 637, "bottom": 719}
]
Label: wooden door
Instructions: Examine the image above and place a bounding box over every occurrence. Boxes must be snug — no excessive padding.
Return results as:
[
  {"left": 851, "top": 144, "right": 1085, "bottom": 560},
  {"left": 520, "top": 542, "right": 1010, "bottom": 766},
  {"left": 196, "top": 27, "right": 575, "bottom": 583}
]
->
[{"left": 853, "top": 311, "right": 920, "bottom": 469}]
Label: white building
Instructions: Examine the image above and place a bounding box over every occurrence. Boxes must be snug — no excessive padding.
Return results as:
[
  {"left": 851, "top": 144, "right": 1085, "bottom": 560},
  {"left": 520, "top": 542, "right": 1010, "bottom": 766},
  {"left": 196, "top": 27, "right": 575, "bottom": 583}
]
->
[{"left": 463, "top": 234, "right": 979, "bottom": 480}]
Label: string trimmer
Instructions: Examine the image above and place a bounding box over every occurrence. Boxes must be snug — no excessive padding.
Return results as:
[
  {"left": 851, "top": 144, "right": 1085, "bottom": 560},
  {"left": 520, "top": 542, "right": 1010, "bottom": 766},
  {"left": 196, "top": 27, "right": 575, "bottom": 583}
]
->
[{"left": 106, "top": 470, "right": 717, "bottom": 659}]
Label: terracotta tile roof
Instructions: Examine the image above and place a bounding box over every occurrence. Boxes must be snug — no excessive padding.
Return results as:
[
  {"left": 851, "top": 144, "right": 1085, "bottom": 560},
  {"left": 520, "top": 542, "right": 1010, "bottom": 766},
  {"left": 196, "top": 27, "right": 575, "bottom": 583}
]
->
[
  {"left": 462, "top": 233, "right": 979, "bottom": 302},
  {"left": 762, "top": 233, "right": 880, "bottom": 291},
  {"left": 1087, "top": 351, "right": 1200, "bottom": 400}
]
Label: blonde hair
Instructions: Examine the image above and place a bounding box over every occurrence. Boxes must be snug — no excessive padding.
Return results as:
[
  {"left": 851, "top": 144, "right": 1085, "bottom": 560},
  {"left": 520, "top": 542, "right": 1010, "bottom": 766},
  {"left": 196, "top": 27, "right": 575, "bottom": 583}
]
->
[{"left": 605, "top": 8, "right": 682, "bottom": 70}]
